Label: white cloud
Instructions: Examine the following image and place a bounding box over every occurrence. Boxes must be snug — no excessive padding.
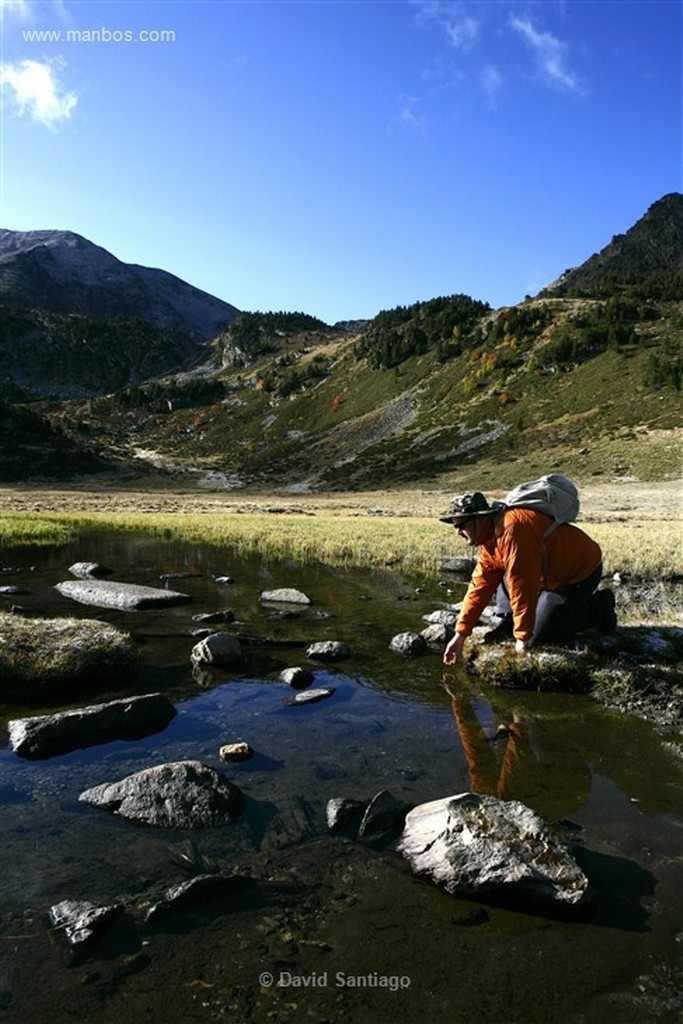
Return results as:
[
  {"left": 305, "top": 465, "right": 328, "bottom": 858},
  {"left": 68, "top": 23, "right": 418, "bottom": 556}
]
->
[
  {"left": 0, "top": 1, "right": 70, "bottom": 21},
  {"left": 392, "top": 94, "right": 427, "bottom": 134},
  {"left": 481, "top": 64, "right": 503, "bottom": 103},
  {"left": 0, "top": 58, "right": 77, "bottom": 128},
  {"left": 509, "top": 14, "right": 583, "bottom": 93},
  {"left": 0, "top": 0, "right": 32, "bottom": 17},
  {"left": 415, "top": 2, "right": 480, "bottom": 53}
]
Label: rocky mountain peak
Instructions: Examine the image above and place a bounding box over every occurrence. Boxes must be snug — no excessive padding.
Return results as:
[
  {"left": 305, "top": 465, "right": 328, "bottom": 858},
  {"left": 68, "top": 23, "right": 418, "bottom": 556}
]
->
[
  {"left": 0, "top": 228, "right": 239, "bottom": 341},
  {"left": 543, "top": 192, "right": 683, "bottom": 296}
]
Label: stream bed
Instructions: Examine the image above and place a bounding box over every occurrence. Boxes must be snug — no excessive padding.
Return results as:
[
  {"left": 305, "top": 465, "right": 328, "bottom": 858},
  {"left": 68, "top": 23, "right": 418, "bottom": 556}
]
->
[{"left": 0, "top": 530, "right": 681, "bottom": 1024}]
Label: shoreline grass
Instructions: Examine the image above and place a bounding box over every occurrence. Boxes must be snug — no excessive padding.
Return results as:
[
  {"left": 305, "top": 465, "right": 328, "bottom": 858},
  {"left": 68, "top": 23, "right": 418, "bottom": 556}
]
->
[{"left": 0, "top": 487, "right": 679, "bottom": 585}]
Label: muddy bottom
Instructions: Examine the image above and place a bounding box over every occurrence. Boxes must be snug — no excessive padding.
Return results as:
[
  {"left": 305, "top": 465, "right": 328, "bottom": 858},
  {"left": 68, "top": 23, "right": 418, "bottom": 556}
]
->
[{"left": 0, "top": 531, "right": 681, "bottom": 1024}]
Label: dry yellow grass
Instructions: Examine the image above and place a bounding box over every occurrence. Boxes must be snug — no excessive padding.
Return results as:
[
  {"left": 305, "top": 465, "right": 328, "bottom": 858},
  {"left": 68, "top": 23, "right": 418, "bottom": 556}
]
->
[{"left": 0, "top": 479, "right": 680, "bottom": 581}]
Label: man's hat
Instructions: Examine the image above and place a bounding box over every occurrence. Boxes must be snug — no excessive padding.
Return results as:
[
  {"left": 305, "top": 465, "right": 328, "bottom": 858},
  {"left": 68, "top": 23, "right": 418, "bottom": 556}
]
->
[{"left": 438, "top": 491, "right": 503, "bottom": 524}]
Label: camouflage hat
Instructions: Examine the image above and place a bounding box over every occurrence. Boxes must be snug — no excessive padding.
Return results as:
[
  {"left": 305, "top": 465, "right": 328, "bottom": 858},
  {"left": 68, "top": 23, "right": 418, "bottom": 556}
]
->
[{"left": 438, "top": 491, "right": 501, "bottom": 524}]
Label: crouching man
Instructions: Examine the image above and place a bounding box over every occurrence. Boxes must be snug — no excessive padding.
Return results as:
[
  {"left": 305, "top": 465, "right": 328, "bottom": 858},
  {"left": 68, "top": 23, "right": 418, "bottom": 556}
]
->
[{"left": 441, "top": 491, "right": 617, "bottom": 665}]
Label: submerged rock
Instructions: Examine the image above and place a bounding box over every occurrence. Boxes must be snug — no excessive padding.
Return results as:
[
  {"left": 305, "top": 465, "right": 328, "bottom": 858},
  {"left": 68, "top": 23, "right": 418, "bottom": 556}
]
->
[
  {"left": 79, "top": 760, "right": 243, "bottom": 828},
  {"left": 55, "top": 579, "right": 191, "bottom": 611},
  {"left": 192, "top": 610, "right": 235, "bottom": 624},
  {"left": 49, "top": 899, "right": 123, "bottom": 947},
  {"left": 397, "top": 792, "right": 590, "bottom": 907},
  {"left": 144, "top": 874, "right": 253, "bottom": 924},
  {"left": 8, "top": 693, "right": 176, "bottom": 759}
]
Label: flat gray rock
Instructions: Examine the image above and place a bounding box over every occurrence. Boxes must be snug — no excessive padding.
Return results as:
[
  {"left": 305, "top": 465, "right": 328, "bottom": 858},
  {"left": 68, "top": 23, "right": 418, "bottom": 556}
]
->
[
  {"left": 55, "top": 579, "right": 192, "bottom": 610},
  {"left": 286, "top": 686, "right": 335, "bottom": 705},
  {"left": 9, "top": 693, "right": 176, "bottom": 759},
  {"left": 397, "top": 792, "right": 590, "bottom": 907},
  {"left": 260, "top": 588, "right": 311, "bottom": 605},
  {"left": 79, "top": 760, "right": 243, "bottom": 828}
]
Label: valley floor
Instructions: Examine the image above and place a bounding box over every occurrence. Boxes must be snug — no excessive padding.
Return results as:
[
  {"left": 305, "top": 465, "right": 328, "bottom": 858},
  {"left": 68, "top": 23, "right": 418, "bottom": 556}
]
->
[{"left": 0, "top": 475, "right": 680, "bottom": 520}]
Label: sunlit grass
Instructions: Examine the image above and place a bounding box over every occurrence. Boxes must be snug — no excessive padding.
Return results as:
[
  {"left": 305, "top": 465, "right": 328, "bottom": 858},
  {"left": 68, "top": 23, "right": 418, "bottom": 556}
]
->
[
  {"left": 1, "top": 507, "right": 679, "bottom": 584},
  {"left": 0, "top": 513, "right": 78, "bottom": 548}
]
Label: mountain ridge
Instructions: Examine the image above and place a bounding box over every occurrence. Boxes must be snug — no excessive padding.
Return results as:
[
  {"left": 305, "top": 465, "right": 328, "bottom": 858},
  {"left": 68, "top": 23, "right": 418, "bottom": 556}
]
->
[
  {"left": 0, "top": 194, "right": 680, "bottom": 488},
  {"left": 0, "top": 228, "right": 239, "bottom": 341}
]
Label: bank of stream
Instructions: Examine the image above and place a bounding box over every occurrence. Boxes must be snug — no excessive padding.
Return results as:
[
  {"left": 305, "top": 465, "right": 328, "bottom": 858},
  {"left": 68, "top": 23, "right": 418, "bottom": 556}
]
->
[{"left": 0, "top": 529, "right": 681, "bottom": 1024}]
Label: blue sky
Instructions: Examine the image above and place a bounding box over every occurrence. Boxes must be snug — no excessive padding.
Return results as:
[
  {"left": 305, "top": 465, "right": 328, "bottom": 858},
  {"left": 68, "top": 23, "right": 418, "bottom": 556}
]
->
[{"left": 1, "top": 1, "right": 680, "bottom": 323}]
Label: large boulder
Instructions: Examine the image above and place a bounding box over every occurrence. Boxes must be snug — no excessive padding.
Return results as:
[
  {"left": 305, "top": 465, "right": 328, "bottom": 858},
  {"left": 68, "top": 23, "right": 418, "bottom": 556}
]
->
[
  {"left": 397, "top": 792, "right": 589, "bottom": 907},
  {"left": 55, "top": 579, "right": 191, "bottom": 611},
  {"left": 0, "top": 612, "right": 135, "bottom": 696},
  {"left": 8, "top": 693, "right": 176, "bottom": 759},
  {"left": 79, "top": 760, "right": 243, "bottom": 828}
]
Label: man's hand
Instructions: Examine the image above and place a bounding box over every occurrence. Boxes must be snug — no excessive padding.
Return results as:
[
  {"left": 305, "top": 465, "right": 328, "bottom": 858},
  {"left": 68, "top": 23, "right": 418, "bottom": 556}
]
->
[
  {"left": 443, "top": 633, "right": 466, "bottom": 665},
  {"left": 515, "top": 639, "right": 529, "bottom": 655}
]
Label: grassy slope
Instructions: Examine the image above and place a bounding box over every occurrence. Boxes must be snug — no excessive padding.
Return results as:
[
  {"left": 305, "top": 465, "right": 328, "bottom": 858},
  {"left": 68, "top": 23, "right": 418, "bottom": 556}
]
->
[{"left": 22, "top": 296, "right": 682, "bottom": 492}]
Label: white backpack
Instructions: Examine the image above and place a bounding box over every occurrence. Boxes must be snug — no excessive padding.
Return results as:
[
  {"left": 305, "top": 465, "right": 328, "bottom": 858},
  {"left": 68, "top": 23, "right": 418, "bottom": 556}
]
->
[{"left": 503, "top": 474, "right": 580, "bottom": 540}]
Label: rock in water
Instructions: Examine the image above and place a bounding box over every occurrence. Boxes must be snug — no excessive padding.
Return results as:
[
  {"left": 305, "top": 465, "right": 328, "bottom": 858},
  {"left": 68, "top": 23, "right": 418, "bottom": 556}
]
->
[
  {"left": 8, "top": 693, "right": 176, "bottom": 759},
  {"left": 55, "top": 579, "right": 191, "bottom": 610},
  {"left": 191, "top": 632, "right": 243, "bottom": 667},
  {"left": 305, "top": 641, "right": 351, "bottom": 661},
  {"left": 389, "top": 631, "right": 427, "bottom": 657},
  {"left": 397, "top": 792, "right": 589, "bottom": 907},
  {"left": 49, "top": 899, "right": 123, "bottom": 947},
  {"left": 79, "top": 760, "right": 242, "bottom": 828},
  {"left": 260, "top": 588, "right": 311, "bottom": 605}
]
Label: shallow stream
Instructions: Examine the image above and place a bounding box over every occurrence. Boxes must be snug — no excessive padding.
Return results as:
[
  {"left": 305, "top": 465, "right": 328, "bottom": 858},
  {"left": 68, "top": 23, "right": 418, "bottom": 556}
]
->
[{"left": 0, "top": 530, "right": 681, "bottom": 1024}]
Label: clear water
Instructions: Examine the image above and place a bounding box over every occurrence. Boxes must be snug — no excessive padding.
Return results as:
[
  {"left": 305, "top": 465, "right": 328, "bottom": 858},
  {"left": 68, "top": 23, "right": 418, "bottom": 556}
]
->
[{"left": 0, "top": 531, "right": 681, "bottom": 1024}]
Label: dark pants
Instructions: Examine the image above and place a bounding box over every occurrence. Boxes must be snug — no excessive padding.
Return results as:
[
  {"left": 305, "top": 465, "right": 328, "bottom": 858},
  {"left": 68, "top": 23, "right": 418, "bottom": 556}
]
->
[{"left": 496, "top": 563, "right": 603, "bottom": 644}]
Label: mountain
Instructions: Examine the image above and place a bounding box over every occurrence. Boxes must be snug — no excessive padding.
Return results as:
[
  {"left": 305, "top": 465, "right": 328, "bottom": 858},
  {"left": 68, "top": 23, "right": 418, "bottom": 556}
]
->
[
  {"left": 543, "top": 193, "right": 683, "bottom": 297},
  {"left": 0, "top": 195, "right": 680, "bottom": 486},
  {"left": 0, "top": 229, "right": 239, "bottom": 340}
]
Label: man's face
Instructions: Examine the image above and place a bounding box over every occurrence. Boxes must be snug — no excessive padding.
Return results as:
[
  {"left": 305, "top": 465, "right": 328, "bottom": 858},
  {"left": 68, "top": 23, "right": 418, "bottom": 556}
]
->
[{"left": 455, "top": 517, "right": 478, "bottom": 544}]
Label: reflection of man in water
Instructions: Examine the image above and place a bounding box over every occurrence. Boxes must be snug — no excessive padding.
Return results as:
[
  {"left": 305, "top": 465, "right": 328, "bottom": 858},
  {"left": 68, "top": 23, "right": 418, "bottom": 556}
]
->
[
  {"left": 443, "top": 675, "right": 592, "bottom": 818},
  {"left": 447, "top": 684, "right": 532, "bottom": 801}
]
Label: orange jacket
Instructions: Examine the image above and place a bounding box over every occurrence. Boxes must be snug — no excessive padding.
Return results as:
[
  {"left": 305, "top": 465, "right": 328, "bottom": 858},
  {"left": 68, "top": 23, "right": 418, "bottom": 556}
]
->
[{"left": 456, "top": 508, "right": 602, "bottom": 645}]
